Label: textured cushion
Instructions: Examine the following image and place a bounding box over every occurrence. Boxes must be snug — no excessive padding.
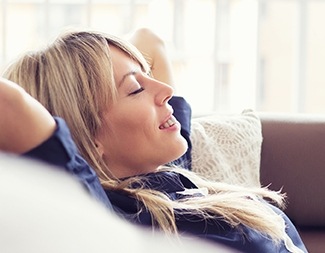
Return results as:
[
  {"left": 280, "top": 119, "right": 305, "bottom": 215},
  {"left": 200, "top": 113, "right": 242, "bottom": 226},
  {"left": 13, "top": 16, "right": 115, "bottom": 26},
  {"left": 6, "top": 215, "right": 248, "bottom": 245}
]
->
[{"left": 190, "top": 110, "right": 262, "bottom": 187}]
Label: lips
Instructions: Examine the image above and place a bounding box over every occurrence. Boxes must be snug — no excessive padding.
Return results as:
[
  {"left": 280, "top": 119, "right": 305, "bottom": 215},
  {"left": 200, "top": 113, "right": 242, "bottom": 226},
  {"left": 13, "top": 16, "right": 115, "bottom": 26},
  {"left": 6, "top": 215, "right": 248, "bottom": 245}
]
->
[{"left": 159, "top": 116, "right": 177, "bottom": 129}]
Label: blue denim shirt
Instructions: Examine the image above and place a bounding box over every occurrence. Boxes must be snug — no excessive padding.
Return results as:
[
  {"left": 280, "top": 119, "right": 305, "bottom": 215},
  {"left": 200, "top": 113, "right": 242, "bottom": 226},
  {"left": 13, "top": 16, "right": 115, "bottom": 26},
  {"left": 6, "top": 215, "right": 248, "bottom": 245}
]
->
[
  {"left": 107, "top": 170, "right": 307, "bottom": 253},
  {"left": 23, "top": 117, "right": 112, "bottom": 209}
]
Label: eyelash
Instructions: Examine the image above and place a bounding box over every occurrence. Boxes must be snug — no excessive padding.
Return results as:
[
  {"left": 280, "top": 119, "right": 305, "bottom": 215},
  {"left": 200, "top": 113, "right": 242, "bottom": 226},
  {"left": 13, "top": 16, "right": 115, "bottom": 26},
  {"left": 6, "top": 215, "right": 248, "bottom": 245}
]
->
[{"left": 129, "top": 86, "right": 145, "bottom": 96}]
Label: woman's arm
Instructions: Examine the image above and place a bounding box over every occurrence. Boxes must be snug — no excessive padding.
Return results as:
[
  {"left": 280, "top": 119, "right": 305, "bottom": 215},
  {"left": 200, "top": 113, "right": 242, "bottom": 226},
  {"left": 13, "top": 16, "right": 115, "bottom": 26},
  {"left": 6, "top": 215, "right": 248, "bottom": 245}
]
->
[
  {"left": 127, "top": 28, "right": 176, "bottom": 90},
  {"left": 0, "top": 78, "right": 56, "bottom": 154}
]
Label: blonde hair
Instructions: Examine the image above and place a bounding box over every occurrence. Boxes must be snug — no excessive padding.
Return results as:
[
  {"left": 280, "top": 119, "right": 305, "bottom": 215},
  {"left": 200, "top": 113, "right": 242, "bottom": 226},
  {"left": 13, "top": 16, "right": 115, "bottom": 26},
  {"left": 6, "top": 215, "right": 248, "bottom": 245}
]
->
[{"left": 3, "top": 30, "right": 287, "bottom": 244}]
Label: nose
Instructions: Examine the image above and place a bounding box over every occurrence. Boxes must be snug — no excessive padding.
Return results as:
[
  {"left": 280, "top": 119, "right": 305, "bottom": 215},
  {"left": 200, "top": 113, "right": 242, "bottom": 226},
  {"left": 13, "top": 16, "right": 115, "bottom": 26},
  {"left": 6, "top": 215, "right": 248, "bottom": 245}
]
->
[{"left": 153, "top": 79, "right": 174, "bottom": 106}]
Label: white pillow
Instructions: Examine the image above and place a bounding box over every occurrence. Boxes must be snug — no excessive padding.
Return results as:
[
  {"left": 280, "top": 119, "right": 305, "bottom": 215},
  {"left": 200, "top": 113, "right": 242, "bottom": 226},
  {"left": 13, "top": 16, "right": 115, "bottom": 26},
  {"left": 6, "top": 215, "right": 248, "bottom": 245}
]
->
[{"left": 190, "top": 109, "right": 262, "bottom": 187}]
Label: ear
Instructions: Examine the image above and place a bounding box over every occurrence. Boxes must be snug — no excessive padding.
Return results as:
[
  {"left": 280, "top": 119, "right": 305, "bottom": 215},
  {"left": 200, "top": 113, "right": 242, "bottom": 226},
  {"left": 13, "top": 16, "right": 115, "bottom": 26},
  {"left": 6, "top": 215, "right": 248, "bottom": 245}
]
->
[{"left": 94, "top": 139, "right": 105, "bottom": 157}]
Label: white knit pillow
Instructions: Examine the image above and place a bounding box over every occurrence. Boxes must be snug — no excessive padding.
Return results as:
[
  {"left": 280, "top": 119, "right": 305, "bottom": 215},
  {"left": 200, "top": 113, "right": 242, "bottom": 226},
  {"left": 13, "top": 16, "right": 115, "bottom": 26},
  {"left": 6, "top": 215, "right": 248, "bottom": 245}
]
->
[{"left": 191, "top": 109, "right": 262, "bottom": 187}]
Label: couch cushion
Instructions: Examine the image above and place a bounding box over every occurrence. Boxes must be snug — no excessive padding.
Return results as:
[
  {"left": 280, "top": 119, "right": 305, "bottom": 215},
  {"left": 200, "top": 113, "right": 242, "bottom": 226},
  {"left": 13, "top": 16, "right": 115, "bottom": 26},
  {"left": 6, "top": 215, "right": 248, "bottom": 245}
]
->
[
  {"left": 190, "top": 109, "right": 262, "bottom": 187},
  {"left": 298, "top": 228, "right": 325, "bottom": 253},
  {"left": 259, "top": 113, "right": 325, "bottom": 227}
]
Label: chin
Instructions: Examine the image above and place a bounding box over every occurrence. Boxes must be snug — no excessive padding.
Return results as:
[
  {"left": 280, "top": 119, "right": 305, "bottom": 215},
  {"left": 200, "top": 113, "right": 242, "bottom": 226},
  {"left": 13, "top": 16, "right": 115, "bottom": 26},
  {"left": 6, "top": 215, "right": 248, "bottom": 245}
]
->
[{"left": 169, "top": 141, "right": 188, "bottom": 163}]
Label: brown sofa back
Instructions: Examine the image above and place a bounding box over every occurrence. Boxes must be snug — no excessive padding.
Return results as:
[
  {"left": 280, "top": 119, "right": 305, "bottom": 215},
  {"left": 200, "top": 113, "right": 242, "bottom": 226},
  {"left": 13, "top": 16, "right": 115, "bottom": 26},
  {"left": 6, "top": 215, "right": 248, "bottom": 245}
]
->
[{"left": 259, "top": 113, "right": 325, "bottom": 252}]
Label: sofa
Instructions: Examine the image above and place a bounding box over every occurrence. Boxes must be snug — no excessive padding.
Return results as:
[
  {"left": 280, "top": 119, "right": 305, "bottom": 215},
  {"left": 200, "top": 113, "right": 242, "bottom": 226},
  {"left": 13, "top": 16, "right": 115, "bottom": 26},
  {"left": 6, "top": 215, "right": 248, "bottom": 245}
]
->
[
  {"left": 1, "top": 110, "right": 323, "bottom": 253},
  {"left": 259, "top": 113, "right": 325, "bottom": 253},
  {"left": 190, "top": 110, "right": 325, "bottom": 253},
  {"left": 0, "top": 153, "right": 239, "bottom": 253}
]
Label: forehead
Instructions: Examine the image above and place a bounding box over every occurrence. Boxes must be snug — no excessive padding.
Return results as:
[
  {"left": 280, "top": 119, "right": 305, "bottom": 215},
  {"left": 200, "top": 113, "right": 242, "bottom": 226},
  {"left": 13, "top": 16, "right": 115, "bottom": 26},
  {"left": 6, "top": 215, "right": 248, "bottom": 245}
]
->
[{"left": 109, "top": 46, "right": 141, "bottom": 77}]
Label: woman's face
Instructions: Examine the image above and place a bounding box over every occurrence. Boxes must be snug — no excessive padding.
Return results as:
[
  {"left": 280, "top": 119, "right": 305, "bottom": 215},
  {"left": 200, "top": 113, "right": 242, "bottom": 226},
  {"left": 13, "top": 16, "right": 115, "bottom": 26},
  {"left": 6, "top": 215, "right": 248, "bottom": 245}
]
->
[{"left": 95, "top": 46, "right": 188, "bottom": 178}]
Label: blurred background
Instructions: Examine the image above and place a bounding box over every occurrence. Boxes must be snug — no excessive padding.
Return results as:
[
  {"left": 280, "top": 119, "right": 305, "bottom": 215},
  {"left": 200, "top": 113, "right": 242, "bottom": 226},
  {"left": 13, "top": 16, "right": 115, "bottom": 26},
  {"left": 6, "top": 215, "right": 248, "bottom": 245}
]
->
[{"left": 1, "top": 0, "right": 324, "bottom": 115}]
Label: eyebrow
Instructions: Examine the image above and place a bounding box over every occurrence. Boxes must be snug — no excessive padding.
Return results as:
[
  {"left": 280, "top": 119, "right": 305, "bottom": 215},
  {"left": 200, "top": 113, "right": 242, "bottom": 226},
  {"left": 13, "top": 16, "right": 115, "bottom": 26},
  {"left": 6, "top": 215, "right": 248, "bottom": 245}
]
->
[{"left": 118, "top": 70, "right": 137, "bottom": 87}]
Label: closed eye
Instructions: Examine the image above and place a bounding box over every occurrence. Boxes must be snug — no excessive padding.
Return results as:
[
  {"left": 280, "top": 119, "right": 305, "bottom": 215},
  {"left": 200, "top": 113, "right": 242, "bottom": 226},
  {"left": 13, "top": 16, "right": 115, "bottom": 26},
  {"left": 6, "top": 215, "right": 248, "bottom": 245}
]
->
[{"left": 129, "top": 87, "right": 145, "bottom": 96}]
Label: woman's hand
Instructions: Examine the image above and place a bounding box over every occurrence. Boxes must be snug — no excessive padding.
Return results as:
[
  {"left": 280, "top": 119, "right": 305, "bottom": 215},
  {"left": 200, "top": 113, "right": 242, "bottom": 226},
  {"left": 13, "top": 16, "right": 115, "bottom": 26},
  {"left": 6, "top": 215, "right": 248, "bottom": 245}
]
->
[{"left": 0, "top": 78, "right": 56, "bottom": 153}]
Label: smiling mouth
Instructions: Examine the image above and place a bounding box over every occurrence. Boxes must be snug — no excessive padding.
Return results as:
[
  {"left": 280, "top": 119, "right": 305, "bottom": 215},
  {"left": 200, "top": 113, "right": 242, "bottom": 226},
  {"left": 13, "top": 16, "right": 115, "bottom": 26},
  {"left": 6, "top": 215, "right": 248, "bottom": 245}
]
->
[{"left": 159, "top": 116, "right": 177, "bottom": 129}]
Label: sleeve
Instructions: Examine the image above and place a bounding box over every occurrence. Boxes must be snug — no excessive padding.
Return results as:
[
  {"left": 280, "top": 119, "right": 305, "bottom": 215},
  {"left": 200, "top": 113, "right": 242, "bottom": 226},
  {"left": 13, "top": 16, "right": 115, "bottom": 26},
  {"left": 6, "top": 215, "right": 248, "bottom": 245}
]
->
[
  {"left": 168, "top": 96, "right": 192, "bottom": 170},
  {"left": 23, "top": 117, "right": 112, "bottom": 209}
]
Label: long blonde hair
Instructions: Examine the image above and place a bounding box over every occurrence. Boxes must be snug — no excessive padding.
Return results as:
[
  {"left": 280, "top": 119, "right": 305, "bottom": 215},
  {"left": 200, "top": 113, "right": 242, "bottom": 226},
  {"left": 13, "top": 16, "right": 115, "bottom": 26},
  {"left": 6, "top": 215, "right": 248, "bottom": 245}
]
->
[{"left": 3, "top": 29, "right": 287, "bottom": 244}]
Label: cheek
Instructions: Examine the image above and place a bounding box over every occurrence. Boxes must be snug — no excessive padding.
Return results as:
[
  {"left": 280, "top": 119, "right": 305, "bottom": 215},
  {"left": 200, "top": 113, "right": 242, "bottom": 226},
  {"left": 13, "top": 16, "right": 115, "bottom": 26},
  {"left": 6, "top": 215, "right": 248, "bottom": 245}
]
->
[
  {"left": 108, "top": 112, "right": 153, "bottom": 143},
  {"left": 112, "top": 103, "right": 156, "bottom": 134},
  {"left": 102, "top": 101, "right": 158, "bottom": 152},
  {"left": 120, "top": 117, "right": 155, "bottom": 142}
]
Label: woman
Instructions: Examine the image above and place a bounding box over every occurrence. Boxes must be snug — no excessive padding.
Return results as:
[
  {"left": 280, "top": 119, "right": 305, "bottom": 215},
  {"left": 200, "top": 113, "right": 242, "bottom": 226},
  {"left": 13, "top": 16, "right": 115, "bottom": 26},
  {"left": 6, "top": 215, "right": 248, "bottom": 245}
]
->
[{"left": 2, "top": 29, "right": 307, "bottom": 252}]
